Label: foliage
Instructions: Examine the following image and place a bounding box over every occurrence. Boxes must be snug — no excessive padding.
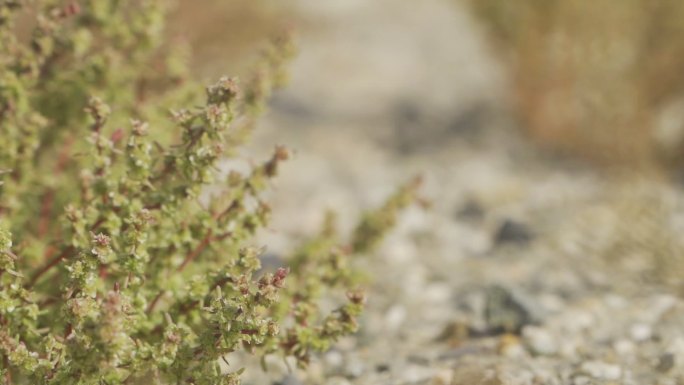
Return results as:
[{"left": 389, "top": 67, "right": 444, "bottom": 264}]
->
[
  {"left": 0, "top": 1, "right": 420, "bottom": 384},
  {"left": 467, "top": 0, "right": 684, "bottom": 171}
]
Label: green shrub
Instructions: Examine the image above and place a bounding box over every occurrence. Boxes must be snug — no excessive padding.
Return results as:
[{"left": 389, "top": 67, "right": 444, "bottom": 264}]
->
[{"left": 0, "top": 1, "right": 419, "bottom": 384}]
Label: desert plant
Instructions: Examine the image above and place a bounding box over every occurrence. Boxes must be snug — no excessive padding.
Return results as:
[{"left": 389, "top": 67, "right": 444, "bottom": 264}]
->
[
  {"left": 466, "top": 0, "right": 684, "bottom": 170},
  {"left": 0, "top": 1, "right": 419, "bottom": 384}
]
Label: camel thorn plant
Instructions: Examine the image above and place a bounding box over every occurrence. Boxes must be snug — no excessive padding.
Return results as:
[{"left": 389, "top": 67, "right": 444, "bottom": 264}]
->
[{"left": 0, "top": 1, "right": 422, "bottom": 384}]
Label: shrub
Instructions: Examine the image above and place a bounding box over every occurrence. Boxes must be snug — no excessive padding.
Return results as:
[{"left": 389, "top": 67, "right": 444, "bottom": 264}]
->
[
  {"left": 0, "top": 1, "right": 419, "bottom": 384},
  {"left": 467, "top": 0, "right": 684, "bottom": 171}
]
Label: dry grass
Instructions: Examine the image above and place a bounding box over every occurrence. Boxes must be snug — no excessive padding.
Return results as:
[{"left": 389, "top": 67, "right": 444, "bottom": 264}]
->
[
  {"left": 467, "top": 0, "right": 684, "bottom": 171},
  {"left": 168, "top": 0, "right": 290, "bottom": 79}
]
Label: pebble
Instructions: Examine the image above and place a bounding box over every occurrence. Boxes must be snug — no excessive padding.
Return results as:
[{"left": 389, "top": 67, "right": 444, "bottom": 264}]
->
[
  {"left": 385, "top": 305, "right": 408, "bottom": 331},
  {"left": 561, "top": 310, "right": 595, "bottom": 332},
  {"left": 451, "top": 364, "right": 502, "bottom": 385},
  {"left": 580, "top": 361, "right": 622, "bottom": 380},
  {"left": 629, "top": 323, "right": 652, "bottom": 342},
  {"left": 484, "top": 286, "right": 534, "bottom": 334},
  {"left": 522, "top": 326, "right": 558, "bottom": 355},
  {"left": 344, "top": 356, "right": 366, "bottom": 378},
  {"left": 424, "top": 282, "right": 452, "bottom": 303},
  {"left": 431, "top": 369, "right": 454, "bottom": 385},
  {"left": 399, "top": 364, "right": 439, "bottom": 384},
  {"left": 323, "top": 350, "right": 344, "bottom": 370},
  {"left": 498, "top": 334, "right": 526, "bottom": 358},
  {"left": 455, "top": 200, "right": 484, "bottom": 222},
  {"left": 656, "top": 353, "right": 675, "bottom": 373},
  {"left": 572, "top": 376, "right": 592, "bottom": 385},
  {"left": 613, "top": 339, "right": 636, "bottom": 356},
  {"left": 493, "top": 219, "right": 533, "bottom": 245}
]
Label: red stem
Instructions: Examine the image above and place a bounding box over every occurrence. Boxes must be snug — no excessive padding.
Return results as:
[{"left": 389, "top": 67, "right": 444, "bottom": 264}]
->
[
  {"left": 37, "top": 136, "right": 75, "bottom": 238},
  {"left": 27, "top": 246, "right": 74, "bottom": 288},
  {"left": 177, "top": 230, "right": 213, "bottom": 272}
]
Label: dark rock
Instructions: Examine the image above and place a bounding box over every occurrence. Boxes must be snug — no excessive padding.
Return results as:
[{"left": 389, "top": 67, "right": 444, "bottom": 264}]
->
[
  {"left": 455, "top": 200, "right": 485, "bottom": 222},
  {"left": 392, "top": 101, "right": 427, "bottom": 154},
  {"left": 656, "top": 353, "right": 675, "bottom": 373},
  {"left": 493, "top": 219, "right": 533, "bottom": 246},
  {"left": 375, "top": 363, "right": 390, "bottom": 373},
  {"left": 446, "top": 102, "right": 490, "bottom": 139},
  {"left": 484, "top": 285, "right": 534, "bottom": 335}
]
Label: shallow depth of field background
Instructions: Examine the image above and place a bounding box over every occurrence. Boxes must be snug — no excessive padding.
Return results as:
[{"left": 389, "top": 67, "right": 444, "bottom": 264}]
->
[
  {"left": 167, "top": 0, "right": 684, "bottom": 297},
  {"left": 172, "top": 0, "right": 684, "bottom": 175},
  {"left": 169, "top": 1, "right": 684, "bottom": 383},
  {"left": 169, "top": 0, "right": 684, "bottom": 300}
]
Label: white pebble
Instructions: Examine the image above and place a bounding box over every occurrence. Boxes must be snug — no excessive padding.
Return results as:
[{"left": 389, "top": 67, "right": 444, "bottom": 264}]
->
[
  {"left": 629, "top": 323, "right": 652, "bottom": 342},
  {"left": 522, "top": 326, "right": 558, "bottom": 356},
  {"left": 431, "top": 369, "right": 454, "bottom": 385},
  {"left": 614, "top": 339, "right": 636, "bottom": 356},
  {"left": 323, "top": 350, "right": 344, "bottom": 369},
  {"left": 580, "top": 361, "right": 622, "bottom": 380},
  {"left": 385, "top": 305, "right": 407, "bottom": 331}
]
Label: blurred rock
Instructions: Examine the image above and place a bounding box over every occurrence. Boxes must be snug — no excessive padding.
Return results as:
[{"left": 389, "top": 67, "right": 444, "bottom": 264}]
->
[
  {"left": 493, "top": 219, "right": 533, "bottom": 246},
  {"left": 484, "top": 286, "right": 534, "bottom": 335},
  {"left": 451, "top": 364, "right": 502, "bottom": 385},
  {"left": 522, "top": 326, "right": 558, "bottom": 356},
  {"left": 434, "top": 320, "right": 472, "bottom": 345},
  {"left": 629, "top": 323, "right": 652, "bottom": 342},
  {"left": 579, "top": 361, "right": 622, "bottom": 380},
  {"left": 656, "top": 353, "right": 675, "bottom": 373},
  {"left": 455, "top": 199, "right": 485, "bottom": 222}
]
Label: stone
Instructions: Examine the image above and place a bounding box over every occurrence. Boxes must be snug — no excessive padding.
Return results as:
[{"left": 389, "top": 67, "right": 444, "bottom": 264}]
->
[
  {"left": 455, "top": 199, "right": 485, "bottom": 222},
  {"left": 580, "top": 361, "right": 622, "bottom": 380},
  {"left": 493, "top": 219, "right": 533, "bottom": 245},
  {"left": 431, "top": 369, "right": 454, "bottom": 385},
  {"left": 484, "top": 285, "right": 534, "bottom": 334},
  {"left": 451, "top": 364, "right": 502, "bottom": 385},
  {"left": 656, "top": 353, "right": 675, "bottom": 373},
  {"left": 522, "top": 326, "right": 558, "bottom": 356},
  {"left": 629, "top": 323, "right": 652, "bottom": 342},
  {"left": 344, "top": 355, "right": 366, "bottom": 378},
  {"left": 323, "top": 349, "right": 344, "bottom": 370}
]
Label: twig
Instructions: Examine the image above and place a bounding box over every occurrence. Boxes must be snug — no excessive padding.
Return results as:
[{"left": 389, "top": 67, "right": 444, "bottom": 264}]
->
[
  {"left": 37, "top": 136, "right": 75, "bottom": 237},
  {"left": 27, "top": 246, "right": 74, "bottom": 288},
  {"left": 177, "top": 230, "right": 213, "bottom": 272},
  {"left": 3, "top": 355, "right": 11, "bottom": 385},
  {"left": 146, "top": 291, "right": 165, "bottom": 314}
]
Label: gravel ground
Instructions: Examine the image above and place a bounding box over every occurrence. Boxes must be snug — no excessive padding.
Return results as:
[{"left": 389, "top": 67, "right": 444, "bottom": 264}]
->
[{"left": 218, "top": 1, "right": 684, "bottom": 384}]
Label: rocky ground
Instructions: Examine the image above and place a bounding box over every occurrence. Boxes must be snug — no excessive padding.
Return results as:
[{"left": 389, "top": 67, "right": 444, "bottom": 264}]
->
[{"left": 196, "top": 1, "right": 684, "bottom": 384}]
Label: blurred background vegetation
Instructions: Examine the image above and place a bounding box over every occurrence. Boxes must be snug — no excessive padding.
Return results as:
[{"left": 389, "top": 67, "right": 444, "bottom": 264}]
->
[
  {"left": 169, "top": 0, "right": 288, "bottom": 78},
  {"left": 172, "top": 0, "right": 684, "bottom": 178},
  {"left": 467, "top": 0, "right": 684, "bottom": 174}
]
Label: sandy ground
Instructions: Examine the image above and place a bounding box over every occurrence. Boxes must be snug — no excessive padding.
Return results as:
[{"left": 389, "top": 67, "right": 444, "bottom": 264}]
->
[{"left": 185, "top": 1, "right": 684, "bottom": 384}]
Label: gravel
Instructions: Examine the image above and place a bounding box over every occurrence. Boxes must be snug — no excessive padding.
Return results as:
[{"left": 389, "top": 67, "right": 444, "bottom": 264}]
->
[{"left": 236, "top": 0, "right": 684, "bottom": 384}]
